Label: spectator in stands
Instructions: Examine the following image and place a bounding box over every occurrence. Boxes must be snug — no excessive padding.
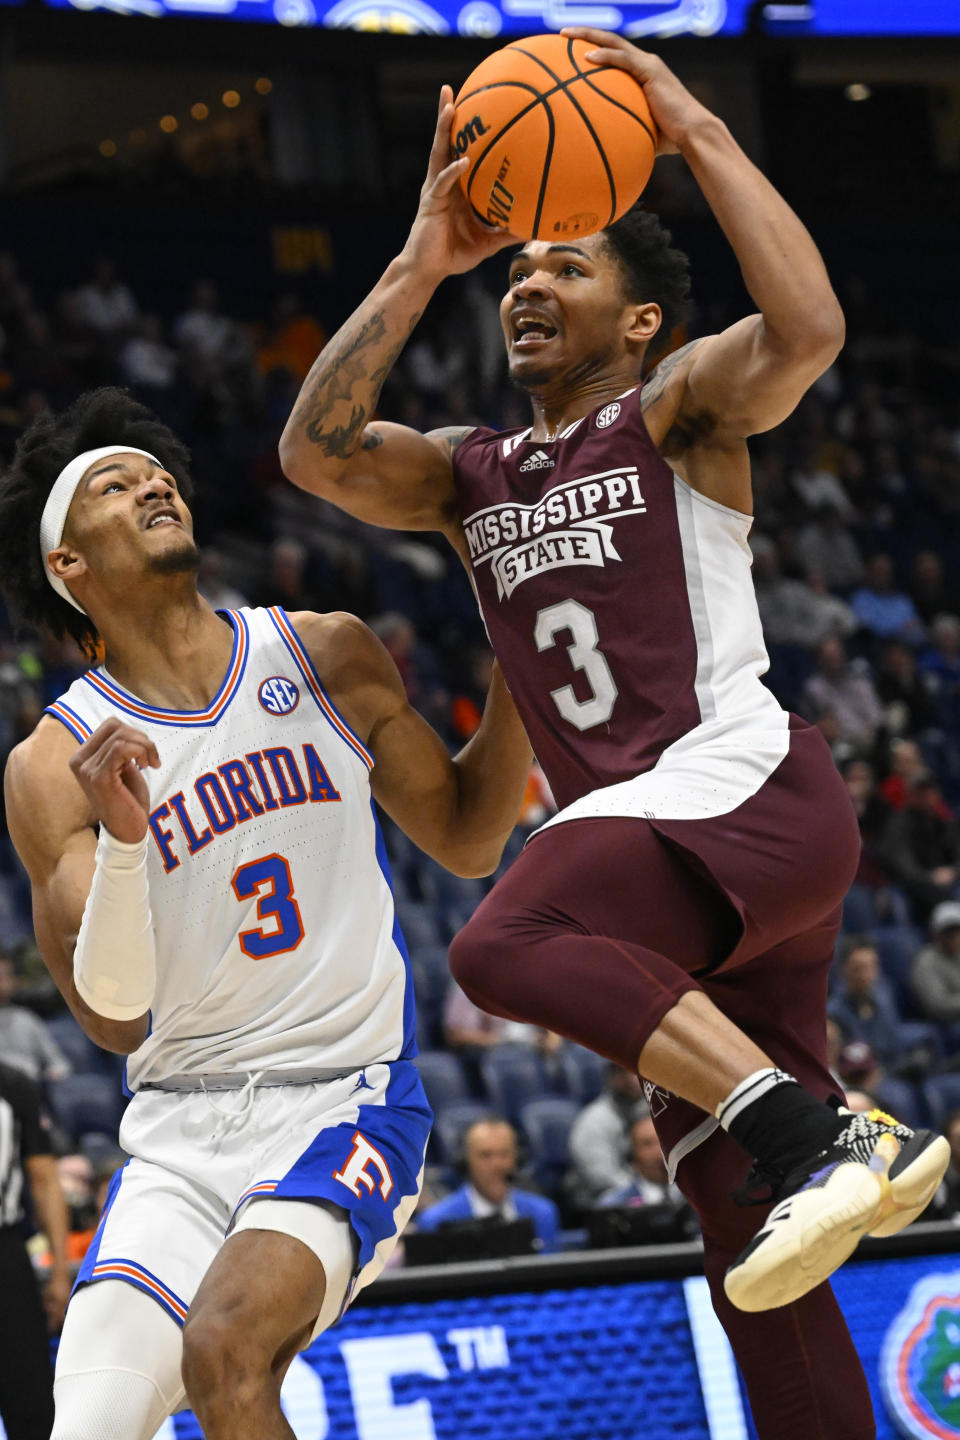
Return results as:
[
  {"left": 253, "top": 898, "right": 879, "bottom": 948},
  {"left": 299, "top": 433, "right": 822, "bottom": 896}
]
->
[
  {"left": 753, "top": 549, "right": 854, "bottom": 648},
  {"left": 912, "top": 551, "right": 960, "bottom": 627},
  {"left": 828, "top": 937, "right": 903, "bottom": 1067},
  {"left": 802, "top": 635, "right": 882, "bottom": 750},
  {"left": 794, "top": 502, "right": 865, "bottom": 591},
  {"left": 836, "top": 1040, "right": 884, "bottom": 1098},
  {"left": 196, "top": 548, "right": 248, "bottom": 612},
  {"left": 443, "top": 981, "right": 507, "bottom": 1092},
  {"left": 0, "top": 954, "right": 70, "bottom": 1084},
  {"left": 118, "top": 315, "right": 178, "bottom": 396},
  {"left": 597, "top": 1109, "right": 690, "bottom": 1216},
  {"left": 256, "top": 293, "right": 326, "bottom": 384},
  {"left": 911, "top": 901, "right": 960, "bottom": 1029},
  {"left": 876, "top": 645, "right": 940, "bottom": 739},
  {"left": 880, "top": 774, "right": 960, "bottom": 921},
  {"left": 880, "top": 740, "right": 941, "bottom": 813},
  {"left": 850, "top": 553, "right": 925, "bottom": 646},
  {"left": 930, "top": 1109, "right": 960, "bottom": 1220},
  {"left": 842, "top": 757, "right": 893, "bottom": 889},
  {"left": 72, "top": 257, "right": 138, "bottom": 344},
  {"left": 250, "top": 536, "right": 324, "bottom": 614},
  {"left": 416, "top": 1117, "right": 559, "bottom": 1252},
  {"left": 569, "top": 1064, "right": 645, "bottom": 1201},
  {"left": 173, "top": 278, "right": 235, "bottom": 364},
  {"left": 919, "top": 614, "right": 960, "bottom": 728},
  {"left": 804, "top": 569, "right": 860, "bottom": 645}
]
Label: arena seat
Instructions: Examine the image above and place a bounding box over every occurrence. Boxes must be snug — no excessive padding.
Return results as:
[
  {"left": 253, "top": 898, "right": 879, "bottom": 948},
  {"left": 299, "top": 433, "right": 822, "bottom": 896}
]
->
[
  {"left": 558, "top": 1045, "right": 608, "bottom": 1105},
  {"left": 921, "top": 1074, "right": 960, "bottom": 1131},
  {"left": 410, "top": 946, "right": 451, "bottom": 1050},
  {"left": 431, "top": 1100, "right": 493, "bottom": 1167},
  {"left": 871, "top": 1077, "right": 923, "bottom": 1130},
  {"left": 417, "top": 858, "right": 487, "bottom": 941},
  {"left": 519, "top": 1096, "right": 579, "bottom": 1195},
  {"left": 45, "top": 1012, "right": 104, "bottom": 1075},
  {"left": 49, "top": 1074, "right": 124, "bottom": 1143},
  {"left": 842, "top": 886, "right": 881, "bottom": 933},
  {"left": 414, "top": 1049, "right": 471, "bottom": 1115},
  {"left": 871, "top": 927, "right": 925, "bottom": 1017},
  {"left": 480, "top": 1045, "right": 549, "bottom": 1125},
  {"left": 394, "top": 899, "right": 442, "bottom": 952}
]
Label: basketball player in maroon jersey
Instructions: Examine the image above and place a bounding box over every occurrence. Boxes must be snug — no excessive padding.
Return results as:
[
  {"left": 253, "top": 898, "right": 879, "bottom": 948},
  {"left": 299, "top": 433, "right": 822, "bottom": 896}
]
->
[{"left": 280, "top": 31, "right": 947, "bottom": 1435}]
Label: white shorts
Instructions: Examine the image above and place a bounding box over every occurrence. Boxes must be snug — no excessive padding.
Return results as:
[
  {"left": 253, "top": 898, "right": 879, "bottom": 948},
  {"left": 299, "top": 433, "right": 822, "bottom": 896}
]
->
[{"left": 74, "top": 1059, "right": 429, "bottom": 1333}]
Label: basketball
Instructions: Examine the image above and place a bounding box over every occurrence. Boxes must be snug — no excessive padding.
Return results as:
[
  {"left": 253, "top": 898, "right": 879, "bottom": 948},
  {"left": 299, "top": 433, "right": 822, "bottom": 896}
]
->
[{"left": 452, "top": 33, "right": 658, "bottom": 241}]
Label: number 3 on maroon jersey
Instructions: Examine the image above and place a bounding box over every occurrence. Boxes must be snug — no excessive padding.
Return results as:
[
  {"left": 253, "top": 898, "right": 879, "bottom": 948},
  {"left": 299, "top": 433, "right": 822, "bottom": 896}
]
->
[{"left": 534, "top": 598, "right": 618, "bottom": 732}]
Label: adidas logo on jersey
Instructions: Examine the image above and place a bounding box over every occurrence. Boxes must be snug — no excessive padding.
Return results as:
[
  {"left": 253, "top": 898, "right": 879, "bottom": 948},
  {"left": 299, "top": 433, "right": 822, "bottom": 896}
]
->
[{"left": 519, "top": 449, "right": 555, "bottom": 472}]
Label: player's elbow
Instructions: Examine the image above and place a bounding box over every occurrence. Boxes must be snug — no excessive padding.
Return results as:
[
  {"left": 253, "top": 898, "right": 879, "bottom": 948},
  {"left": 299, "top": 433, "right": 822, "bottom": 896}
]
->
[
  {"left": 73, "top": 1002, "right": 149, "bottom": 1054},
  {"left": 435, "top": 837, "right": 505, "bottom": 880},
  {"left": 792, "top": 298, "right": 846, "bottom": 367},
  {"left": 278, "top": 428, "right": 338, "bottom": 498}
]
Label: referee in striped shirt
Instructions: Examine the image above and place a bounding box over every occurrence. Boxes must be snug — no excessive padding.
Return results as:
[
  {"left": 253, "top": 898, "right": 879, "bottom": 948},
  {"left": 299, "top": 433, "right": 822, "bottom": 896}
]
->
[{"left": 0, "top": 1058, "right": 70, "bottom": 1439}]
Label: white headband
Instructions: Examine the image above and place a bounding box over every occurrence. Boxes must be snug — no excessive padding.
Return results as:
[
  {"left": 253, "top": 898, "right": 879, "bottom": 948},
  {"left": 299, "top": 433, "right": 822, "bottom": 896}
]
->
[{"left": 39, "top": 446, "right": 163, "bottom": 615}]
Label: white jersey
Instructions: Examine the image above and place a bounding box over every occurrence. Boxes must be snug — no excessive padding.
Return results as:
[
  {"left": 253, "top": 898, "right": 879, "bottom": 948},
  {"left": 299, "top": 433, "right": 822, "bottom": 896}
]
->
[{"left": 46, "top": 607, "right": 415, "bottom": 1089}]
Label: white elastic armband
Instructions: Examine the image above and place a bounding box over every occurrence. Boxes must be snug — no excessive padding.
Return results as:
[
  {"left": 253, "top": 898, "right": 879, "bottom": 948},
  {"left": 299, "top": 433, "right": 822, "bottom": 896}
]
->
[{"left": 73, "top": 827, "right": 156, "bottom": 1021}]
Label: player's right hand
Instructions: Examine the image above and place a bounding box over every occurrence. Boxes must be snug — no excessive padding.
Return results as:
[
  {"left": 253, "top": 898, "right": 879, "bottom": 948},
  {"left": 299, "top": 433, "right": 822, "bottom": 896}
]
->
[
  {"left": 401, "top": 86, "right": 518, "bottom": 280},
  {"left": 68, "top": 717, "right": 160, "bottom": 844}
]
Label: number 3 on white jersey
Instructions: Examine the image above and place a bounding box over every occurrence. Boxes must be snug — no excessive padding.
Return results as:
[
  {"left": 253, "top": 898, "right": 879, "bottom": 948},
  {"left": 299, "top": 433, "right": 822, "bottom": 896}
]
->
[{"left": 534, "top": 598, "right": 618, "bottom": 731}]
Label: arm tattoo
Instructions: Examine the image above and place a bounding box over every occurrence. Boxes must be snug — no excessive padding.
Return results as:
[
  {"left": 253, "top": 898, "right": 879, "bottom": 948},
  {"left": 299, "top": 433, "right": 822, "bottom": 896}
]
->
[
  {"left": 293, "top": 308, "right": 421, "bottom": 460},
  {"left": 640, "top": 338, "right": 707, "bottom": 411},
  {"left": 360, "top": 430, "right": 384, "bottom": 450}
]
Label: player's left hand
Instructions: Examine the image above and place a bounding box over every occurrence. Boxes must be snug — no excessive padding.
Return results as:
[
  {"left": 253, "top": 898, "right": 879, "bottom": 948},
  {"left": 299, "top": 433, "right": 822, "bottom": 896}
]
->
[{"left": 561, "top": 28, "right": 715, "bottom": 155}]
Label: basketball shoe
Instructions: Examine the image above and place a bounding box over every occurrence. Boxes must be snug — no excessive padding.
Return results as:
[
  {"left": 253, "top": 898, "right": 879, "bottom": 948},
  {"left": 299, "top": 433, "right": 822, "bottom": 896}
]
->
[{"left": 723, "top": 1106, "right": 950, "bottom": 1313}]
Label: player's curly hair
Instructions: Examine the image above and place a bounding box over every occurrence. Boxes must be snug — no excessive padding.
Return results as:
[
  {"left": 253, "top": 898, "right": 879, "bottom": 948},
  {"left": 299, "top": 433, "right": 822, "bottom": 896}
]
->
[
  {"left": 0, "top": 387, "right": 194, "bottom": 660},
  {"left": 602, "top": 204, "right": 691, "bottom": 364}
]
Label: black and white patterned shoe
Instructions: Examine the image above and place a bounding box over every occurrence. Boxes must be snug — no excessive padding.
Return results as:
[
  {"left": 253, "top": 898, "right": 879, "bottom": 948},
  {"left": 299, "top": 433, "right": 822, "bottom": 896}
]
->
[{"left": 723, "top": 1107, "right": 949, "bottom": 1314}]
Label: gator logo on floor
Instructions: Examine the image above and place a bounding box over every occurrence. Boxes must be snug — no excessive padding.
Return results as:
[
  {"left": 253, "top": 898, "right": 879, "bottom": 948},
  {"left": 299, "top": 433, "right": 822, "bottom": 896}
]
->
[{"left": 881, "top": 1273, "right": 960, "bottom": 1437}]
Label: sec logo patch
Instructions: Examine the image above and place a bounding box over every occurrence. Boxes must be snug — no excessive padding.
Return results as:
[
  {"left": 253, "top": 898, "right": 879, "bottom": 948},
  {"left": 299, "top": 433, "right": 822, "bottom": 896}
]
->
[
  {"left": 596, "top": 403, "right": 621, "bottom": 430},
  {"left": 258, "top": 676, "right": 300, "bottom": 715}
]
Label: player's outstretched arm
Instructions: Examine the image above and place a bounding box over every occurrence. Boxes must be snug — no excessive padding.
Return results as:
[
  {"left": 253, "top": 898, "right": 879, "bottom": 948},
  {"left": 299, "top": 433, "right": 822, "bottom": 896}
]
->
[
  {"left": 297, "top": 612, "right": 532, "bottom": 876},
  {"left": 4, "top": 718, "right": 155, "bottom": 1052},
  {"left": 565, "top": 29, "right": 845, "bottom": 441},
  {"left": 279, "top": 87, "right": 516, "bottom": 535}
]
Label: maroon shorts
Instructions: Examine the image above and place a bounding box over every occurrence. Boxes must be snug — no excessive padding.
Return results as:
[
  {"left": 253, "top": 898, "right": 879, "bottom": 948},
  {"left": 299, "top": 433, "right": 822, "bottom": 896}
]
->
[{"left": 450, "top": 717, "right": 860, "bottom": 1163}]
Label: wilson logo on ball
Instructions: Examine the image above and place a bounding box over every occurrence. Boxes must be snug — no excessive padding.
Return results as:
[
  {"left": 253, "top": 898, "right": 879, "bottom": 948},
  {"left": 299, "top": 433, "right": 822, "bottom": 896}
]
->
[
  {"left": 454, "top": 115, "right": 488, "bottom": 154},
  {"left": 258, "top": 676, "right": 300, "bottom": 715},
  {"left": 485, "top": 157, "right": 515, "bottom": 227}
]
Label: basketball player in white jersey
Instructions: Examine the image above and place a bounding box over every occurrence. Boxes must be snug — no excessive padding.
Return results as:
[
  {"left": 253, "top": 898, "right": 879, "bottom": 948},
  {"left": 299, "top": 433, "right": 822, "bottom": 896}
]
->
[{"left": 0, "top": 387, "right": 533, "bottom": 1440}]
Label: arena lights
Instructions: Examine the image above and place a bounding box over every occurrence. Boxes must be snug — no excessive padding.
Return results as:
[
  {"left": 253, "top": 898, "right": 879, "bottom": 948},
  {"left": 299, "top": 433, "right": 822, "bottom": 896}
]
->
[
  {"left": 96, "top": 79, "right": 272, "bottom": 163},
  {"left": 845, "top": 83, "right": 873, "bottom": 101}
]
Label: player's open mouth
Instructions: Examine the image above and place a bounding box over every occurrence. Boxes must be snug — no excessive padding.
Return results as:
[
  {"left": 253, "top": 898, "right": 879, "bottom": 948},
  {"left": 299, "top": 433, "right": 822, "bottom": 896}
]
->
[
  {"left": 144, "top": 509, "right": 181, "bottom": 530},
  {"left": 511, "top": 311, "right": 559, "bottom": 347}
]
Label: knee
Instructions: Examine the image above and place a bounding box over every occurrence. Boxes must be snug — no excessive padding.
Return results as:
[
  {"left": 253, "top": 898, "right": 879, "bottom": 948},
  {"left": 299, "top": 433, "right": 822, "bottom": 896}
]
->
[
  {"left": 181, "top": 1311, "right": 266, "bottom": 1410},
  {"left": 449, "top": 907, "right": 510, "bottom": 1001}
]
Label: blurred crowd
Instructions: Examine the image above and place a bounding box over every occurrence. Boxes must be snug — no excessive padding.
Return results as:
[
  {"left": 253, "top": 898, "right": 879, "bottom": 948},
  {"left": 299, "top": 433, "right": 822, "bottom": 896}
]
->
[{"left": 2, "top": 234, "right": 960, "bottom": 1263}]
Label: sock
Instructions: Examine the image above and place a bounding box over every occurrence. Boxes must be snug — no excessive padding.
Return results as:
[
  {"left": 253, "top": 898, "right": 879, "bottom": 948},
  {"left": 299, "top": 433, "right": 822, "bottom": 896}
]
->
[{"left": 717, "top": 1068, "right": 845, "bottom": 1176}]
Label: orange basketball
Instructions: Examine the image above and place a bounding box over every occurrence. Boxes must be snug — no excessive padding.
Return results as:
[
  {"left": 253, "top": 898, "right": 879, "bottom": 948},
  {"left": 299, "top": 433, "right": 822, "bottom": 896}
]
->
[{"left": 453, "top": 33, "right": 658, "bottom": 241}]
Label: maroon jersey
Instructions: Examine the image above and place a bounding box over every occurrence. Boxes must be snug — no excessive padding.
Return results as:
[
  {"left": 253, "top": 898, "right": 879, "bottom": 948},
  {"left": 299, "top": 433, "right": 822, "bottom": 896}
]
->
[{"left": 453, "top": 388, "right": 782, "bottom": 811}]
